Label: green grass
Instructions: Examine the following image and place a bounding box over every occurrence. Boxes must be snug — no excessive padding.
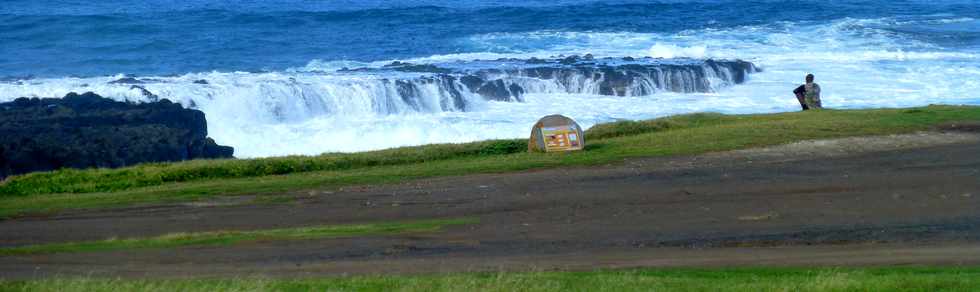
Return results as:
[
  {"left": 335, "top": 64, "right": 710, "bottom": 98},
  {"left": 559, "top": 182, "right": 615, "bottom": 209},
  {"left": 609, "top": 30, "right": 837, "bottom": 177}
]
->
[
  {"left": 0, "top": 139, "right": 530, "bottom": 197},
  {"left": 0, "top": 112, "right": 731, "bottom": 198},
  {"left": 1, "top": 267, "right": 978, "bottom": 291},
  {"left": 0, "top": 218, "right": 476, "bottom": 256},
  {"left": 1, "top": 106, "right": 979, "bottom": 218}
]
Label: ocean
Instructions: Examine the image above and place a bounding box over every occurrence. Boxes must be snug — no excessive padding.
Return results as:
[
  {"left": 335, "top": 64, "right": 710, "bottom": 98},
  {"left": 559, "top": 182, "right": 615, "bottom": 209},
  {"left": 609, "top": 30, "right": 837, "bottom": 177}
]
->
[{"left": 2, "top": 0, "right": 979, "bottom": 157}]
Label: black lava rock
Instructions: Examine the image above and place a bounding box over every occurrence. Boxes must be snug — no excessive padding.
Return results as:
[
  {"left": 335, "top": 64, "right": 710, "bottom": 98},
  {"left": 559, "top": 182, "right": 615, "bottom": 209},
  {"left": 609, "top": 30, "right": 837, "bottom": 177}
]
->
[
  {"left": 346, "top": 57, "right": 759, "bottom": 104},
  {"left": 559, "top": 55, "right": 580, "bottom": 65},
  {"left": 0, "top": 92, "right": 233, "bottom": 179},
  {"left": 129, "top": 85, "right": 159, "bottom": 101},
  {"left": 108, "top": 77, "right": 143, "bottom": 84},
  {"left": 384, "top": 62, "right": 453, "bottom": 74},
  {"left": 526, "top": 57, "right": 549, "bottom": 64}
]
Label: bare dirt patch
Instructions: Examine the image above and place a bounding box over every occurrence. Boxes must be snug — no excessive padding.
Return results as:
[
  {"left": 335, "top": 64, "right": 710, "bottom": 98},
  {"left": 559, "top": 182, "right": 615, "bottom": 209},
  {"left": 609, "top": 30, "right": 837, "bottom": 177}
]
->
[{"left": 1, "top": 132, "right": 979, "bottom": 279}]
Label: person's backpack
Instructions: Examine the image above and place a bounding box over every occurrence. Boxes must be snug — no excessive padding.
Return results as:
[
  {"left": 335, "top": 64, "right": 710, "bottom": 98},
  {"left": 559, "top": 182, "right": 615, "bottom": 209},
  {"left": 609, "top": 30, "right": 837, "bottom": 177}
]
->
[{"left": 793, "top": 85, "right": 809, "bottom": 110}]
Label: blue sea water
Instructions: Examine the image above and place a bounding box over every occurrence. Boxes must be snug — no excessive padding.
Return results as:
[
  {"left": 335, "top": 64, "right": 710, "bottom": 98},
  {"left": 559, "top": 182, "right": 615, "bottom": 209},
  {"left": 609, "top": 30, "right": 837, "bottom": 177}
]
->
[{"left": 2, "top": 1, "right": 980, "bottom": 156}]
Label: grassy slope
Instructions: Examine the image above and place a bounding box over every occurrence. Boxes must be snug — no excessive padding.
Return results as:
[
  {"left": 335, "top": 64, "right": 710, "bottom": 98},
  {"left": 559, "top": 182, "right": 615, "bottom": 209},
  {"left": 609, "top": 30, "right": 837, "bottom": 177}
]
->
[
  {"left": 1, "top": 106, "right": 979, "bottom": 218},
  {"left": 0, "top": 218, "right": 476, "bottom": 256},
  {"left": 2, "top": 267, "right": 979, "bottom": 291}
]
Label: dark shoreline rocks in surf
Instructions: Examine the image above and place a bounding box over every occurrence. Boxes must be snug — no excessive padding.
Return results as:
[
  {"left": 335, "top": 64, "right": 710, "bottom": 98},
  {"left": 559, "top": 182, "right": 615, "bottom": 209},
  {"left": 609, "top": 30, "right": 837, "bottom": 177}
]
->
[
  {"left": 0, "top": 92, "right": 233, "bottom": 179},
  {"left": 81, "top": 56, "right": 757, "bottom": 122},
  {"left": 342, "top": 56, "right": 759, "bottom": 106}
]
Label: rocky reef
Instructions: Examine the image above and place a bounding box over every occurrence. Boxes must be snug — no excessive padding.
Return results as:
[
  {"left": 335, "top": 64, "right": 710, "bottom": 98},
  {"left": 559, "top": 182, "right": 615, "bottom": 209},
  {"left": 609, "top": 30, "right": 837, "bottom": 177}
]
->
[
  {"left": 340, "top": 56, "right": 759, "bottom": 109},
  {"left": 0, "top": 92, "right": 233, "bottom": 179},
  {"left": 81, "top": 56, "right": 758, "bottom": 121}
]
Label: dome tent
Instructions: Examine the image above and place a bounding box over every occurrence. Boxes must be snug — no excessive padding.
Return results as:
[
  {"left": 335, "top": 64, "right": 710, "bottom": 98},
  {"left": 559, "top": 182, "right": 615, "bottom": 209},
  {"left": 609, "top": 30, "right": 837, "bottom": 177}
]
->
[{"left": 528, "top": 114, "right": 585, "bottom": 152}]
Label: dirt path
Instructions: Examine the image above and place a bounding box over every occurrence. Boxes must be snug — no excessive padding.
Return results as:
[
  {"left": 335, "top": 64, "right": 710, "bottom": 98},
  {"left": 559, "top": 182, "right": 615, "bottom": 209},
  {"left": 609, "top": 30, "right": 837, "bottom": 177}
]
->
[{"left": 1, "top": 132, "right": 979, "bottom": 279}]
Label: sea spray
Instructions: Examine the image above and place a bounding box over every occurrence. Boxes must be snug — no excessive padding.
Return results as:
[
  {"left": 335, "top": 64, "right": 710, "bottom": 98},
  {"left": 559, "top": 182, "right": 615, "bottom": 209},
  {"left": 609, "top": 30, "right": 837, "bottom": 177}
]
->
[{"left": 1, "top": 1, "right": 977, "bottom": 156}]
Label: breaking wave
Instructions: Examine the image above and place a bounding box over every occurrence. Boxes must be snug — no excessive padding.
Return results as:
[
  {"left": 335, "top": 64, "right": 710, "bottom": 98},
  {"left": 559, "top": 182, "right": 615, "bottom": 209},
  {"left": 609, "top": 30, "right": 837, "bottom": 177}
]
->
[{"left": 2, "top": 15, "right": 979, "bottom": 157}]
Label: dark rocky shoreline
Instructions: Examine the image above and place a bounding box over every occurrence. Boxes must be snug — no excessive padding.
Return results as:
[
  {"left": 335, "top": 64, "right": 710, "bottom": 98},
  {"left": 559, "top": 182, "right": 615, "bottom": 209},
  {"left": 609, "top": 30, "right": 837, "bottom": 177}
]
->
[
  {"left": 87, "top": 56, "right": 758, "bottom": 118},
  {"left": 0, "top": 92, "right": 233, "bottom": 179},
  {"left": 340, "top": 56, "right": 759, "bottom": 110}
]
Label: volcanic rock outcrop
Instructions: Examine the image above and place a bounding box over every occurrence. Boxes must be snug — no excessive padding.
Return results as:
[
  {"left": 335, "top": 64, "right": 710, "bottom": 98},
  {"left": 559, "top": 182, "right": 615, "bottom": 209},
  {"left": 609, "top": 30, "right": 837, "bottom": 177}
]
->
[
  {"left": 0, "top": 92, "right": 233, "bottom": 179},
  {"left": 343, "top": 56, "right": 759, "bottom": 110}
]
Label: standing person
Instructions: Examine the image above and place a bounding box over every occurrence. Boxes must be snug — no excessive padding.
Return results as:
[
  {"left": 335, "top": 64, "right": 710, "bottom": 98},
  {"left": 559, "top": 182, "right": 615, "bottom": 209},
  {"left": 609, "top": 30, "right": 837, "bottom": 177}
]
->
[
  {"left": 791, "top": 74, "right": 822, "bottom": 110},
  {"left": 802, "top": 74, "right": 822, "bottom": 109}
]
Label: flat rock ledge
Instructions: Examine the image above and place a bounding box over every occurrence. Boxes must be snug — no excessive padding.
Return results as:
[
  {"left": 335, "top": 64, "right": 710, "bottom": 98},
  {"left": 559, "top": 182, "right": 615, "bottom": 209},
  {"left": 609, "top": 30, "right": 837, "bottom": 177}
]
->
[{"left": 0, "top": 92, "right": 233, "bottom": 179}]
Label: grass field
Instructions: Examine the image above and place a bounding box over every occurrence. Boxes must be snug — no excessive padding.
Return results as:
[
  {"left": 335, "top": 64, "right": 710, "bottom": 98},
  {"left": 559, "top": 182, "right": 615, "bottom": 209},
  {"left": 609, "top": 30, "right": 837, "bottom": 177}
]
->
[
  {"left": 0, "top": 218, "right": 475, "bottom": 256},
  {"left": 1, "top": 267, "right": 978, "bottom": 291},
  {"left": 1, "top": 106, "right": 979, "bottom": 218}
]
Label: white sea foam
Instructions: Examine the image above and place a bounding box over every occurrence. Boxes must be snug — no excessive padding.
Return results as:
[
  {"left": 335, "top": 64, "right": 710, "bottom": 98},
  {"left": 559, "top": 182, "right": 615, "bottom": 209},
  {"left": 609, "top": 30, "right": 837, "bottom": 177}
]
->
[
  {"left": 648, "top": 43, "right": 708, "bottom": 59},
  {"left": 2, "top": 17, "right": 978, "bottom": 157}
]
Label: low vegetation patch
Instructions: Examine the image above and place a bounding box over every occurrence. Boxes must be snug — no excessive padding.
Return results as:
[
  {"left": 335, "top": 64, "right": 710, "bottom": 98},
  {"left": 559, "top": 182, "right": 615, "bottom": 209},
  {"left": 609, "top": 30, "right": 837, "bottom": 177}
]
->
[
  {"left": 1, "top": 267, "right": 978, "bottom": 291},
  {"left": 584, "top": 112, "right": 728, "bottom": 140},
  {"left": 1, "top": 106, "right": 979, "bottom": 217},
  {"left": 0, "top": 218, "right": 476, "bottom": 256},
  {"left": 0, "top": 140, "right": 531, "bottom": 197},
  {"left": 0, "top": 112, "right": 732, "bottom": 197}
]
